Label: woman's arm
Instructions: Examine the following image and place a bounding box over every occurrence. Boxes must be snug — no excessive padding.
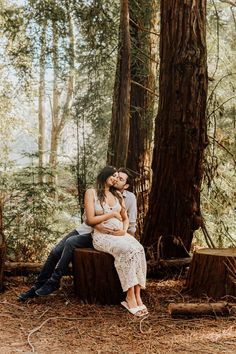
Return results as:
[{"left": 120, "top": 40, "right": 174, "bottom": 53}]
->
[
  {"left": 120, "top": 198, "right": 129, "bottom": 233},
  {"left": 112, "top": 196, "right": 129, "bottom": 236},
  {"left": 85, "top": 189, "right": 122, "bottom": 226}
]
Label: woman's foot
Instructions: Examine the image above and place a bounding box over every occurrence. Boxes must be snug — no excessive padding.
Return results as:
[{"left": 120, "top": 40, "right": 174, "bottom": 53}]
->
[
  {"left": 138, "top": 304, "right": 148, "bottom": 315},
  {"left": 121, "top": 301, "right": 146, "bottom": 317},
  {"left": 125, "top": 295, "right": 138, "bottom": 310}
]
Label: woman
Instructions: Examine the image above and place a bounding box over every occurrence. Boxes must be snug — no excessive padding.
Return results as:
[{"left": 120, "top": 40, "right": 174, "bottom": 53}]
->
[{"left": 85, "top": 166, "right": 147, "bottom": 317}]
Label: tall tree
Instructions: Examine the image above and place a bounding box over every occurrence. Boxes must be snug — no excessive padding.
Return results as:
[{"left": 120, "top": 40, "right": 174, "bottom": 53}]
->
[
  {"left": 107, "top": 0, "right": 131, "bottom": 167},
  {"left": 38, "top": 19, "right": 47, "bottom": 183},
  {"left": 142, "top": 0, "right": 208, "bottom": 258},
  {"left": 106, "top": 0, "right": 159, "bottom": 237},
  {"left": 49, "top": 9, "right": 75, "bottom": 184},
  {"left": 127, "top": 0, "right": 159, "bottom": 236}
]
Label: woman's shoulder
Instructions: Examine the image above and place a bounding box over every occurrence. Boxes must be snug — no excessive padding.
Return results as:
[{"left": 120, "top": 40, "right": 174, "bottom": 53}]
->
[
  {"left": 85, "top": 188, "right": 96, "bottom": 196},
  {"left": 86, "top": 187, "right": 95, "bottom": 192}
]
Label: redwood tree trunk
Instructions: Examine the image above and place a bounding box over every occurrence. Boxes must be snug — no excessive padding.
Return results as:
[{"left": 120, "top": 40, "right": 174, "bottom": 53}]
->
[
  {"left": 142, "top": 0, "right": 208, "bottom": 257},
  {"left": 127, "top": 0, "right": 159, "bottom": 237},
  {"left": 107, "top": 0, "right": 131, "bottom": 167}
]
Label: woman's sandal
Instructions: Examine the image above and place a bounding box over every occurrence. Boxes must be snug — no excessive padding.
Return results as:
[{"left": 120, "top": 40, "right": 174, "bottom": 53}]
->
[
  {"left": 138, "top": 304, "right": 149, "bottom": 315},
  {"left": 121, "top": 301, "right": 146, "bottom": 317}
]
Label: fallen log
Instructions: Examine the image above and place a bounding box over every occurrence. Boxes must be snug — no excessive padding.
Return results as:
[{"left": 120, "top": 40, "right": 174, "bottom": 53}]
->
[
  {"left": 4, "top": 262, "right": 72, "bottom": 276},
  {"left": 4, "top": 262, "right": 43, "bottom": 275},
  {"left": 168, "top": 302, "right": 230, "bottom": 318},
  {"left": 159, "top": 257, "right": 192, "bottom": 267}
]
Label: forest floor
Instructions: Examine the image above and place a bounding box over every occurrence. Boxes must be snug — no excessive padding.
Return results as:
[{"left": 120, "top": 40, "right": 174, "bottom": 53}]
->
[{"left": 0, "top": 276, "right": 236, "bottom": 354}]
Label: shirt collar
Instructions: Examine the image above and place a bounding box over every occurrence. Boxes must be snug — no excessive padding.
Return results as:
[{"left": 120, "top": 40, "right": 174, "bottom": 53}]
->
[{"left": 122, "top": 190, "right": 127, "bottom": 198}]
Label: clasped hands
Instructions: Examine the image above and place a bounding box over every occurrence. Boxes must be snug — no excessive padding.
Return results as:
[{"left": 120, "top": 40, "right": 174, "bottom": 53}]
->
[{"left": 95, "top": 211, "right": 126, "bottom": 236}]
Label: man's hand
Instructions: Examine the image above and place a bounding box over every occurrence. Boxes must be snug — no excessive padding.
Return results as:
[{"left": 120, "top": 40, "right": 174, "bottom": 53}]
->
[{"left": 94, "top": 222, "right": 115, "bottom": 234}]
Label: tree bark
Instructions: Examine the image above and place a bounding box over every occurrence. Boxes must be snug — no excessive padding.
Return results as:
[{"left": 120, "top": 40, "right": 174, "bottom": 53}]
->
[
  {"left": 73, "top": 248, "right": 124, "bottom": 305},
  {"left": 185, "top": 248, "right": 236, "bottom": 299},
  {"left": 127, "top": 0, "right": 159, "bottom": 237},
  {"left": 0, "top": 199, "right": 6, "bottom": 291},
  {"left": 142, "top": 0, "right": 208, "bottom": 261},
  {"left": 38, "top": 21, "right": 47, "bottom": 184},
  {"left": 168, "top": 302, "right": 230, "bottom": 318},
  {"left": 107, "top": 0, "right": 131, "bottom": 167}
]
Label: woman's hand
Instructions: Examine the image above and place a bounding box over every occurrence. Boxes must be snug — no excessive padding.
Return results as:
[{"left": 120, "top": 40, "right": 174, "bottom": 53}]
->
[
  {"left": 95, "top": 222, "right": 114, "bottom": 234},
  {"left": 112, "top": 228, "right": 126, "bottom": 236}
]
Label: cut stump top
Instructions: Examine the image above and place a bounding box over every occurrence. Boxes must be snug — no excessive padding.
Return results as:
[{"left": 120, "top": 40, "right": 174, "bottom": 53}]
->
[
  {"left": 195, "top": 248, "right": 236, "bottom": 257},
  {"left": 186, "top": 247, "right": 236, "bottom": 299}
]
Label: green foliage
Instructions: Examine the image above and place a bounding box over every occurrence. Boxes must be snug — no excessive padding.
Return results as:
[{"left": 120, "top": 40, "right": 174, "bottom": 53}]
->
[
  {"left": 1, "top": 0, "right": 234, "bottom": 260},
  {"left": 0, "top": 3, "right": 33, "bottom": 80},
  {"left": 72, "top": 0, "right": 120, "bottom": 185},
  {"left": 0, "top": 0, "right": 120, "bottom": 261},
  {"left": 1, "top": 159, "right": 79, "bottom": 262},
  {"left": 194, "top": 0, "right": 236, "bottom": 248}
]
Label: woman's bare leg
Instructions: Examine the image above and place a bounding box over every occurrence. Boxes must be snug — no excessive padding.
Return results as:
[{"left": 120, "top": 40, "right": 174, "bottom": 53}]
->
[
  {"left": 126, "top": 287, "right": 138, "bottom": 309},
  {"left": 134, "top": 285, "right": 143, "bottom": 306}
]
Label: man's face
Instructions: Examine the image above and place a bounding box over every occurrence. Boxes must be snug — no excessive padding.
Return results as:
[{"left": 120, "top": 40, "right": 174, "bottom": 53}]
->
[{"left": 114, "top": 172, "right": 129, "bottom": 191}]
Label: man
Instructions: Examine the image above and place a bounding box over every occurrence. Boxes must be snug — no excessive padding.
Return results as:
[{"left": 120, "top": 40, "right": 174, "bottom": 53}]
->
[{"left": 18, "top": 168, "right": 137, "bottom": 301}]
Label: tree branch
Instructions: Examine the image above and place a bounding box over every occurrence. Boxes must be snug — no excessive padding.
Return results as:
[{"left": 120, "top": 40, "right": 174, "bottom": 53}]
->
[
  {"left": 219, "top": 0, "right": 236, "bottom": 6},
  {"left": 130, "top": 18, "right": 159, "bottom": 36},
  {"left": 131, "top": 79, "right": 158, "bottom": 97},
  {"left": 207, "top": 95, "right": 236, "bottom": 119},
  {"left": 208, "top": 135, "right": 236, "bottom": 165}
]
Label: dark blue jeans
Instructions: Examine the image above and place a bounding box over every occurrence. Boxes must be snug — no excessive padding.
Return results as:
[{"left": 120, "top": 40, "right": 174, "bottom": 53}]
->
[{"left": 34, "top": 230, "right": 93, "bottom": 288}]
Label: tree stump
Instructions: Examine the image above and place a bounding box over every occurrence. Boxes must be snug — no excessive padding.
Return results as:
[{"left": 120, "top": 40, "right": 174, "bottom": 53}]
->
[
  {"left": 0, "top": 243, "right": 6, "bottom": 292},
  {"left": 185, "top": 248, "right": 236, "bottom": 299},
  {"left": 73, "top": 248, "right": 124, "bottom": 305},
  {"left": 0, "top": 202, "right": 6, "bottom": 292}
]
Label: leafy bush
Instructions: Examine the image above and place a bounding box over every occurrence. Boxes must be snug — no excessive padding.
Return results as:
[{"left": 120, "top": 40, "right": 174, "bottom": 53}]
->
[{"left": 1, "top": 163, "right": 79, "bottom": 262}]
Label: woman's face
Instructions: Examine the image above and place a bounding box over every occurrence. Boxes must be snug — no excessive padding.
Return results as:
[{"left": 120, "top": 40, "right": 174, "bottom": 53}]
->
[{"left": 106, "top": 172, "right": 119, "bottom": 187}]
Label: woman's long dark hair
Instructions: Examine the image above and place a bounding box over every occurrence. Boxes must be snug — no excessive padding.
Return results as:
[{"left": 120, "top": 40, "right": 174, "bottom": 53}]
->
[{"left": 96, "top": 166, "right": 123, "bottom": 208}]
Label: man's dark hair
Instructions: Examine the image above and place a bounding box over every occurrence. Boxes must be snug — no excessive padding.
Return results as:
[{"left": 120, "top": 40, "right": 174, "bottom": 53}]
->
[{"left": 118, "top": 167, "right": 134, "bottom": 191}]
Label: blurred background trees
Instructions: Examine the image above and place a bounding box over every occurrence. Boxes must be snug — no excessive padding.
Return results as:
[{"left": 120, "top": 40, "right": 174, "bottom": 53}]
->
[{"left": 0, "top": 0, "right": 235, "bottom": 263}]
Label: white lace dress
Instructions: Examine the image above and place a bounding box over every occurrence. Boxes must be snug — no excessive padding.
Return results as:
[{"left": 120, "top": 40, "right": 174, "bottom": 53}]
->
[{"left": 92, "top": 191, "right": 146, "bottom": 292}]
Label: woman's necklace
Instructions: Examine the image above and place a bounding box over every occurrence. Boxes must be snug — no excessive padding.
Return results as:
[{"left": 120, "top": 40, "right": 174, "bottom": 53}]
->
[{"left": 105, "top": 191, "right": 116, "bottom": 209}]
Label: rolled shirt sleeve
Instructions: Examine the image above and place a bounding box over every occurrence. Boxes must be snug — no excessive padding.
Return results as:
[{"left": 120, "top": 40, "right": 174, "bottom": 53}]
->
[{"left": 123, "top": 190, "right": 137, "bottom": 235}]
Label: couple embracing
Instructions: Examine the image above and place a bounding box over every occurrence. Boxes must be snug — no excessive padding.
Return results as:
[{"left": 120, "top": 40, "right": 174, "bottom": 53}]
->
[{"left": 18, "top": 166, "right": 148, "bottom": 317}]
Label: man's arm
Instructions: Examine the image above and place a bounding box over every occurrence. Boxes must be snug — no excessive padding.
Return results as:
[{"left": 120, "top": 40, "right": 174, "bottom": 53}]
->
[{"left": 125, "top": 192, "right": 137, "bottom": 236}]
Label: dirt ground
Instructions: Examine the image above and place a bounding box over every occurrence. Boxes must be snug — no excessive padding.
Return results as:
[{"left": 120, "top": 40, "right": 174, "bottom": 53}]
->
[{"left": 0, "top": 276, "right": 236, "bottom": 354}]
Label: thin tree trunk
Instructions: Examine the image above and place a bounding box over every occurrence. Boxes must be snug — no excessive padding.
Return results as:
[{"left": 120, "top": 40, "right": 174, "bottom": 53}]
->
[
  {"left": 127, "top": 0, "right": 159, "bottom": 237},
  {"left": 49, "top": 20, "right": 60, "bottom": 184},
  {"left": 142, "top": 0, "right": 208, "bottom": 260},
  {"left": 49, "top": 13, "right": 75, "bottom": 185},
  {"left": 38, "top": 21, "right": 47, "bottom": 183},
  {"left": 107, "top": 0, "right": 131, "bottom": 167}
]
